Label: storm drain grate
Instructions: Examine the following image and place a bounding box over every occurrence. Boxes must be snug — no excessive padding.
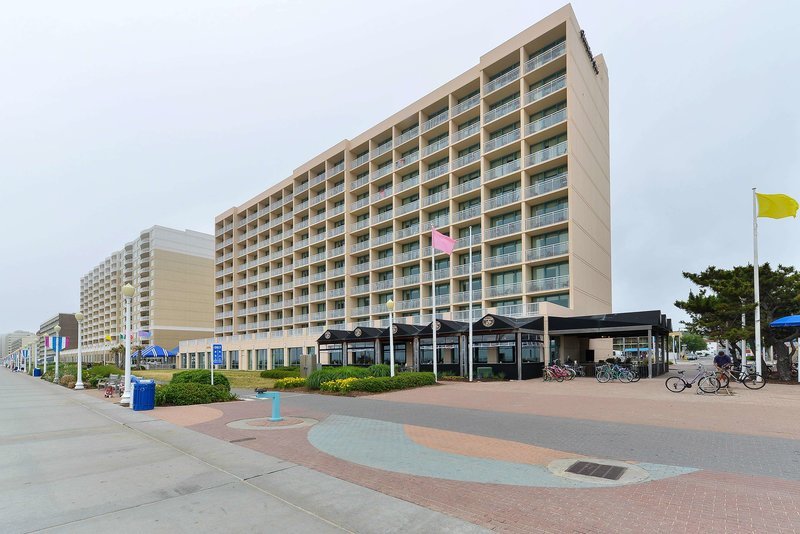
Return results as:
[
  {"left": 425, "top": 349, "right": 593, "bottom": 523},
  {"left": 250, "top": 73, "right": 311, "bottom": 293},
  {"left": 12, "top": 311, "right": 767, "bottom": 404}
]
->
[
  {"left": 230, "top": 437, "right": 256, "bottom": 443},
  {"left": 565, "top": 461, "right": 626, "bottom": 480}
]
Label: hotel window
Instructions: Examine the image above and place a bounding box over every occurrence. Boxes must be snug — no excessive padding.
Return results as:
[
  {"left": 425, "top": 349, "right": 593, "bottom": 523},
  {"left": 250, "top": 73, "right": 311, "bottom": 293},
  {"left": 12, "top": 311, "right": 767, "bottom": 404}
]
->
[
  {"left": 428, "top": 156, "right": 449, "bottom": 169},
  {"left": 457, "top": 116, "right": 479, "bottom": 132},
  {"left": 356, "top": 297, "right": 369, "bottom": 307},
  {"left": 378, "top": 270, "right": 393, "bottom": 281},
  {"left": 530, "top": 101, "right": 566, "bottom": 122},
  {"left": 457, "top": 143, "right": 479, "bottom": 157},
  {"left": 378, "top": 248, "right": 393, "bottom": 259},
  {"left": 535, "top": 293, "right": 569, "bottom": 308},
  {"left": 488, "top": 93, "right": 520, "bottom": 112},
  {"left": 428, "top": 183, "right": 446, "bottom": 195},
  {"left": 377, "top": 293, "right": 392, "bottom": 304},
  {"left": 530, "top": 133, "right": 567, "bottom": 153},
  {"left": 459, "top": 197, "right": 480, "bottom": 211},
  {"left": 458, "top": 90, "right": 479, "bottom": 104},
  {"left": 490, "top": 182, "right": 520, "bottom": 197},
  {"left": 489, "top": 122, "right": 520, "bottom": 140},
  {"left": 402, "top": 217, "right": 419, "bottom": 229},
  {"left": 529, "top": 37, "right": 565, "bottom": 60},
  {"left": 356, "top": 255, "right": 369, "bottom": 265},
  {"left": 401, "top": 288, "right": 420, "bottom": 301},
  {"left": 489, "top": 151, "right": 520, "bottom": 168},
  {"left": 381, "top": 343, "right": 407, "bottom": 365},
  {"left": 257, "top": 349, "right": 268, "bottom": 370},
  {"left": 271, "top": 348, "right": 284, "bottom": 367},
  {"left": 491, "top": 270, "right": 521, "bottom": 285},
  {"left": 377, "top": 204, "right": 392, "bottom": 215},
  {"left": 490, "top": 211, "right": 521, "bottom": 227},
  {"left": 532, "top": 231, "right": 568, "bottom": 248},
  {"left": 356, "top": 192, "right": 368, "bottom": 202},
  {"left": 402, "top": 194, "right": 419, "bottom": 205},
  {"left": 400, "top": 124, "right": 418, "bottom": 135},
  {"left": 229, "top": 350, "right": 239, "bottom": 370},
  {"left": 531, "top": 165, "right": 567, "bottom": 185},
  {"left": 532, "top": 262, "right": 568, "bottom": 280},
  {"left": 459, "top": 224, "right": 481, "bottom": 238},
  {"left": 402, "top": 265, "right": 419, "bottom": 276},
  {"left": 491, "top": 240, "right": 521, "bottom": 256},
  {"left": 531, "top": 198, "right": 567, "bottom": 216},
  {"left": 529, "top": 69, "right": 565, "bottom": 91},
  {"left": 427, "top": 132, "right": 447, "bottom": 146},
  {"left": 333, "top": 280, "right": 344, "bottom": 289},
  {"left": 289, "top": 347, "right": 302, "bottom": 366},
  {"left": 357, "top": 234, "right": 369, "bottom": 244},
  {"left": 378, "top": 226, "right": 392, "bottom": 237},
  {"left": 459, "top": 278, "right": 481, "bottom": 291},
  {"left": 435, "top": 283, "right": 450, "bottom": 297},
  {"left": 356, "top": 275, "right": 369, "bottom": 286},
  {"left": 401, "top": 170, "right": 419, "bottom": 183},
  {"left": 402, "top": 241, "right": 419, "bottom": 252}
]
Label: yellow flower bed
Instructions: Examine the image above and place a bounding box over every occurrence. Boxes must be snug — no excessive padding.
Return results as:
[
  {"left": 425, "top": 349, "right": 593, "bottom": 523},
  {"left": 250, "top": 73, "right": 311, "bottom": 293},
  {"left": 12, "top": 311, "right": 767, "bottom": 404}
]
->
[
  {"left": 320, "top": 377, "right": 359, "bottom": 392},
  {"left": 274, "top": 377, "right": 307, "bottom": 389}
]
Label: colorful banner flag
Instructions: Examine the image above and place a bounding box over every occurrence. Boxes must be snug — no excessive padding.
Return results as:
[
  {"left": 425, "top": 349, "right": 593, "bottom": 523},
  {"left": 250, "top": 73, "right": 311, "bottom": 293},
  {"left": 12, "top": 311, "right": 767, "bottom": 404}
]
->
[
  {"left": 45, "top": 336, "right": 69, "bottom": 350},
  {"left": 756, "top": 193, "right": 799, "bottom": 219},
  {"left": 138, "top": 331, "right": 151, "bottom": 339},
  {"left": 432, "top": 228, "right": 456, "bottom": 255}
]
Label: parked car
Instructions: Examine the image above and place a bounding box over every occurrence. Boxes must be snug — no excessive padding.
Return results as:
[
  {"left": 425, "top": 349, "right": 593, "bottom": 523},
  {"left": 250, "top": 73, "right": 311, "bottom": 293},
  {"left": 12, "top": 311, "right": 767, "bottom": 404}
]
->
[
  {"left": 686, "top": 352, "right": 698, "bottom": 360},
  {"left": 695, "top": 350, "right": 713, "bottom": 357}
]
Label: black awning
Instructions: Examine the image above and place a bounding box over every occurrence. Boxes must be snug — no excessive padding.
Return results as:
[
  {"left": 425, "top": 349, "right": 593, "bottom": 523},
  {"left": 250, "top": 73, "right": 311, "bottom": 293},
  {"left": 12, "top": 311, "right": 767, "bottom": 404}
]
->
[
  {"left": 418, "top": 318, "right": 468, "bottom": 335},
  {"left": 317, "top": 329, "right": 351, "bottom": 343},
  {"left": 472, "top": 314, "right": 541, "bottom": 333},
  {"left": 346, "top": 326, "right": 384, "bottom": 341},
  {"left": 389, "top": 323, "right": 425, "bottom": 337},
  {"left": 548, "top": 310, "right": 670, "bottom": 336}
]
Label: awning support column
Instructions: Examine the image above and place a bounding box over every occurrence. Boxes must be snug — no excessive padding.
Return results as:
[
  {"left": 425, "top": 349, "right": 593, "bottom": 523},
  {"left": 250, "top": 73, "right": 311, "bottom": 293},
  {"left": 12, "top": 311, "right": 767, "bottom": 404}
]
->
[{"left": 648, "top": 328, "right": 653, "bottom": 379}]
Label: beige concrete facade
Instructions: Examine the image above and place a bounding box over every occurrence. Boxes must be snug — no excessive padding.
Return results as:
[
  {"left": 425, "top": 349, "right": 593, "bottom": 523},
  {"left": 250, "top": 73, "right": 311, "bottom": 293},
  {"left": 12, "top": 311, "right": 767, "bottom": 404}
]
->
[
  {"left": 65, "top": 226, "right": 214, "bottom": 363},
  {"left": 180, "top": 5, "right": 610, "bottom": 370}
]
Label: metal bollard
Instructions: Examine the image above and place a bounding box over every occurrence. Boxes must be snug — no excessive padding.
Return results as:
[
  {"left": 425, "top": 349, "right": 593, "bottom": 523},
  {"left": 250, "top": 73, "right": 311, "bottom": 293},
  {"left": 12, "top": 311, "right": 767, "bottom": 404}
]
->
[{"left": 254, "top": 390, "right": 283, "bottom": 421}]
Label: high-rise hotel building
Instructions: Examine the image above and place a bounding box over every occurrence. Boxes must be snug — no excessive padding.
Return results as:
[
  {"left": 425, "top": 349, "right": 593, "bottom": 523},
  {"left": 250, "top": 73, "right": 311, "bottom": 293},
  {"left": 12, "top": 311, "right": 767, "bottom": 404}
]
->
[
  {"left": 70, "top": 226, "right": 215, "bottom": 362},
  {"left": 201, "top": 5, "right": 610, "bottom": 367}
]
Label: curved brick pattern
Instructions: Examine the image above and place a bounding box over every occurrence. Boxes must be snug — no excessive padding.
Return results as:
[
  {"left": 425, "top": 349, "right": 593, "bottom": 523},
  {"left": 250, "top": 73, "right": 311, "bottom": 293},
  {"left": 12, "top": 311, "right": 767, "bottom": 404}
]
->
[{"left": 404, "top": 424, "right": 582, "bottom": 465}]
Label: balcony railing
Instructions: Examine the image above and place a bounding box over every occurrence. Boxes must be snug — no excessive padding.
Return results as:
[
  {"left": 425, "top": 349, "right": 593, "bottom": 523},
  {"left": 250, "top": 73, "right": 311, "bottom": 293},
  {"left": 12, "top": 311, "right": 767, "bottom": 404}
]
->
[
  {"left": 395, "top": 151, "right": 419, "bottom": 170},
  {"left": 396, "top": 299, "right": 420, "bottom": 311},
  {"left": 396, "top": 273, "right": 420, "bottom": 287},
  {"left": 454, "top": 234, "right": 481, "bottom": 249},
  {"left": 327, "top": 184, "right": 345, "bottom": 198},
  {"left": 452, "top": 150, "right": 480, "bottom": 170},
  {"left": 453, "top": 122, "right": 480, "bottom": 143},
  {"left": 484, "top": 97, "right": 520, "bottom": 124},
  {"left": 527, "top": 275, "right": 570, "bottom": 292},
  {"left": 423, "top": 163, "right": 450, "bottom": 182},
  {"left": 422, "top": 267, "right": 450, "bottom": 281},
  {"left": 329, "top": 162, "right": 345, "bottom": 176},
  {"left": 485, "top": 158, "right": 521, "bottom": 181},
  {"left": 526, "top": 172, "right": 568, "bottom": 198},
  {"left": 310, "top": 212, "right": 327, "bottom": 225},
  {"left": 485, "top": 282, "right": 522, "bottom": 298},
  {"left": 451, "top": 261, "right": 482, "bottom": 277},
  {"left": 375, "top": 278, "right": 394, "bottom": 290},
  {"left": 485, "top": 251, "right": 522, "bottom": 269},
  {"left": 351, "top": 305, "right": 370, "bottom": 316},
  {"left": 395, "top": 249, "right": 420, "bottom": 263},
  {"left": 452, "top": 177, "right": 481, "bottom": 197},
  {"left": 526, "top": 207, "right": 569, "bottom": 229},
  {"left": 524, "top": 75, "right": 566, "bottom": 105},
  {"left": 311, "top": 172, "right": 326, "bottom": 187},
  {"left": 351, "top": 219, "right": 370, "bottom": 232},
  {"left": 422, "top": 137, "right": 449, "bottom": 157},
  {"left": 484, "top": 128, "right": 521, "bottom": 153},
  {"left": 526, "top": 141, "right": 567, "bottom": 168},
  {"left": 328, "top": 308, "right": 346, "bottom": 318},
  {"left": 484, "top": 66, "right": 520, "bottom": 94},
  {"left": 310, "top": 233, "right": 325, "bottom": 244},
  {"left": 371, "top": 187, "right": 393, "bottom": 204},
  {"left": 371, "top": 256, "right": 394, "bottom": 269},
  {"left": 371, "top": 141, "right": 393, "bottom": 160},
  {"left": 422, "top": 294, "right": 451, "bottom": 307},
  {"left": 396, "top": 224, "right": 419, "bottom": 239},
  {"left": 397, "top": 176, "right": 419, "bottom": 192},
  {"left": 352, "top": 262, "right": 370, "bottom": 273},
  {"left": 422, "top": 189, "right": 449, "bottom": 206},
  {"left": 328, "top": 226, "right": 345, "bottom": 238},
  {"left": 397, "top": 200, "right": 419, "bottom": 216},
  {"left": 485, "top": 220, "right": 522, "bottom": 239},
  {"left": 351, "top": 197, "right": 369, "bottom": 211},
  {"left": 452, "top": 93, "right": 480, "bottom": 116},
  {"left": 373, "top": 233, "right": 393, "bottom": 246},
  {"left": 351, "top": 240, "right": 370, "bottom": 253},
  {"left": 524, "top": 40, "right": 566, "bottom": 73},
  {"left": 371, "top": 211, "right": 393, "bottom": 225},
  {"left": 395, "top": 126, "right": 419, "bottom": 146},
  {"left": 422, "top": 111, "right": 449, "bottom": 132},
  {"left": 484, "top": 189, "right": 521, "bottom": 210},
  {"left": 452, "top": 289, "right": 482, "bottom": 303},
  {"left": 427, "top": 214, "right": 449, "bottom": 228},
  {"left": 350, "top": 175, "right": 369, "bottom": 191},
  {"left": 351, "top": 152, "right": 369, "bottom": 169},
  {"left": 372, "top": 164, "right": 393, "bottom": 180},
  {"left": 527, "top": 241, "right": 569, "bottom": 261},
  {"left": 525, "top": 108, "right": 567, "bottom": 137},
  {"left": 453, "top": 205, "right": 481, "bottom": 223}
]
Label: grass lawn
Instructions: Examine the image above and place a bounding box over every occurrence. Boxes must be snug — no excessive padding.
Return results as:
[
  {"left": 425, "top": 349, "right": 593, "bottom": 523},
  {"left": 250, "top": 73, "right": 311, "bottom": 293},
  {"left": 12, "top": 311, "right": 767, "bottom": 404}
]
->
[{"left": 135, "top": 369, "right": 276, "bottom": 389}]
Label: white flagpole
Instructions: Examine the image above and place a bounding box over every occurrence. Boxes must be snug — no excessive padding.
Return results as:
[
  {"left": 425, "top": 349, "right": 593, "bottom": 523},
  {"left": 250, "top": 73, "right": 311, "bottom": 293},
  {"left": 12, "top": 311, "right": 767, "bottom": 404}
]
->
[
  {"left": 468, "top": 226, "right": 474, "bottom": 382},
  {"left": 752, "top": 188, "right": 762, "bottom": 378},
  {"left": 431, "top": 228, "right": 438, "bottom": 382},
  {"left": 43, "top": 339, "right": 47, "bottom": 374}
]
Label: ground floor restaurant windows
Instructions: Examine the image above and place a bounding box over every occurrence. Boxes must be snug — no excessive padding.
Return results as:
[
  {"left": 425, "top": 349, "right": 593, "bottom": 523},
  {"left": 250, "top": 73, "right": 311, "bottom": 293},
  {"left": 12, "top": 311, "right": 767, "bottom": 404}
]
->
[
  {"left": 472, "top": 334, "right": 517, "bottom": 363},
  {"left": 289, "top": 347, "right": 302, "bottom": 366},
  {"left": 272, "top": 348, "right": 284, "bottom": 367},
  {"left": 257, "top": 349, "right": 268, "bottom": 370},
  {"left": 319, "top": 343, "right": 343, "bottom": 366},
  {"left": 229, "top": 350, "right": 239, "bottom": 369},
  {"left": 420, "top": 336, "right": 459, "bottom": 364},
  {"left": 198, "top": 352, "right": 206, "bottom": 369},
  {"left": 522, "top": 334, "right": 544, "bottom": 362},
  {"left": 380, "top": 343, "right": 407, "bottom": 366},
  {"left": 348, "top": 342, "right": 375, "bottom": 365}
]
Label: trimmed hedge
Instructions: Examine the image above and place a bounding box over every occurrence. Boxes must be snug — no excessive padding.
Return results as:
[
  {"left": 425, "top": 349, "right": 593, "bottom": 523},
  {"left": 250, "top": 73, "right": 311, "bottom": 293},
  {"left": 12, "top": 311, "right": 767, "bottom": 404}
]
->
[
  {"left": 367, "top": 364, "right": 392, "bottom": 377},
  {"left": 84, "top": 365, "right": 123, "bottom": 388},
  {"left": 155, "top": 382, "right": 235, "bottom": 406},
  {"left": 321, "top": 372, "right": 436, "bottom": 393},
  {"left": 274, "top": 377, "right": 307, "bottom": 389},
  {"left": 260, "top": 367, "right": 301, "bottom": 379},
  {"left": 307, "top": 366, "right": 371, "bottom": 390},
  {"left": 170, "top": 369, "right": 230, "bottom": 392}
]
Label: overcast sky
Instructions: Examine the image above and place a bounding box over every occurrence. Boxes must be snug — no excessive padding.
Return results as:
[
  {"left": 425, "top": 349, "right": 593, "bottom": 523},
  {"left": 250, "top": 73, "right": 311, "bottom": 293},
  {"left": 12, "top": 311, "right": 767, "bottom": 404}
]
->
[{"left": 1, "top": 0, "right": 798, "bottom": 334}]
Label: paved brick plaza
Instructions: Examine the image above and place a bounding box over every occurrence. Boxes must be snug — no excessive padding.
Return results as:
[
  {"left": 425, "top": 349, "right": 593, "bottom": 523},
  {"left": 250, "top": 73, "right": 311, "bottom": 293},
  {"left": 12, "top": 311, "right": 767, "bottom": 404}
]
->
[{"left": 130, "top": 371, "right": 800, "bottom": 533}]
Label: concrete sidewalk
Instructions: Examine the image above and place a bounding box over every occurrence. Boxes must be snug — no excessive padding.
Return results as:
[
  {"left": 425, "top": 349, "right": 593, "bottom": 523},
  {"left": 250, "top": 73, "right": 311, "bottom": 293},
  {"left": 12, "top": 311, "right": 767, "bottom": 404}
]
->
[{"left": 0, "top": 369, "right": 487, "bottom": 533}]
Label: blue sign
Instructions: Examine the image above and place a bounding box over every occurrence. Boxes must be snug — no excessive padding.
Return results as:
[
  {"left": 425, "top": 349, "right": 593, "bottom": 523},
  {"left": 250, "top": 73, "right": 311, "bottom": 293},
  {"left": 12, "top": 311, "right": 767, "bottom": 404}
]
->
[{"left": 212, "top": 344, "right": 223, "bottom": 366}]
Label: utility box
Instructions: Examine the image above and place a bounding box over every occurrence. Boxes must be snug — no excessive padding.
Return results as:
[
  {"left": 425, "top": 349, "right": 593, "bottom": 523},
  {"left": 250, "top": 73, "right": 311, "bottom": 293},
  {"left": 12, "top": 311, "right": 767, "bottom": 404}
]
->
[{"left": 300, "top": 354, "right": 318, "bottom": 378}]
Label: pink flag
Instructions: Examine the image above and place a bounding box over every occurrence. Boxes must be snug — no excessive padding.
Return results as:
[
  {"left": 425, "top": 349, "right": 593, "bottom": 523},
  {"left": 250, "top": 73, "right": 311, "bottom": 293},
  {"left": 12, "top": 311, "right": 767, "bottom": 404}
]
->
[{"left": 432, "top": 228, "right": 456, "bottom": 255}]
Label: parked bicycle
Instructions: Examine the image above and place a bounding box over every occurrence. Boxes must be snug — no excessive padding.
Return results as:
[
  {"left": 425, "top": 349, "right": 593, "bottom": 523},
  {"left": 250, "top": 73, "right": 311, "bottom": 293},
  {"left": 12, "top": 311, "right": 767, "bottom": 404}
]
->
[
  {"left": 665, "top": 364, "right": 720, "bottom": 393},
  {"left": 543, "top": 364, "right": 571, "bottom": 382},
  {"left": 716, "top": 364, "right": 766, "bottom": 390},
  {"left": 596, "top": 363, "right": 633, "bottom": 383}
]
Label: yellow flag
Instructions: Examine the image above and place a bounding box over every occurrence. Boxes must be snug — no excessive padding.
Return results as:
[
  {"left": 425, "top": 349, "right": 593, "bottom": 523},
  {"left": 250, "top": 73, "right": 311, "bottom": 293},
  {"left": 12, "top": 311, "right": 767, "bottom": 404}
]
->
[{"left": 756, "top": 193, "right": 799, "bottom": 219}]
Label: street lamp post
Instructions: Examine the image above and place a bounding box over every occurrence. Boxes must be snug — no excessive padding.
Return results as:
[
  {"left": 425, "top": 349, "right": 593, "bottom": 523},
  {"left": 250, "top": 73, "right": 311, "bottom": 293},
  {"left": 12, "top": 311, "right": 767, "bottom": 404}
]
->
[
  {"left": 387, "top": 299, "right": 395, "bottom": 377},
  {"left": 120, "top": 283, "right": 135, "bottom": 406},
  {"left": 74, "top": 312, "right": 85, "bottom": 389},
  {"left": 53, "top": 325, "right": 61, "bottom": 382}
]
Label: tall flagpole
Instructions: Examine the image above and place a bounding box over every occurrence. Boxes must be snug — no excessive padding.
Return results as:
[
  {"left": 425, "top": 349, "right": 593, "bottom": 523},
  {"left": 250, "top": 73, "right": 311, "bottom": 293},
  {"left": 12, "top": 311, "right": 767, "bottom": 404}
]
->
[
  {"left": 431, "top": 228, "right": 438, "bottom": 382},
  {"left": 752, "top": 188, "right": 762, "bottom": 378},
  {"left": 43, "top": 339, "right": 47, "bottom": 374},
  {"left": 468, "top": 226, "right": 474, "bottom": 382}
]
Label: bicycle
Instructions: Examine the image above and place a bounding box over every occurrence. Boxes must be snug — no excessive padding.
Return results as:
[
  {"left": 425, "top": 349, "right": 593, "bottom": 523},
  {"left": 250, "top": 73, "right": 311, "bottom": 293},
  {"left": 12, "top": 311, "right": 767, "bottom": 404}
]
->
[
  {"left": 716, "top": 365, "right": 766, "bottom": 390},
  {"left": 665, "top": 364, "right": 720, "bottom": 393},
  {"left": 596, "top": 363, "right": 633, "bottom": 383}
]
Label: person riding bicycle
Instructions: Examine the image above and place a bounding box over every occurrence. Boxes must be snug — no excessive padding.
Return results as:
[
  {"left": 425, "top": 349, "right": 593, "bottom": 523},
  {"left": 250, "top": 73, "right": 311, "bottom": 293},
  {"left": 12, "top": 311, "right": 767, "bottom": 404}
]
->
[{"left": 714, "top": 351, "right": 732, "bottom": 385}]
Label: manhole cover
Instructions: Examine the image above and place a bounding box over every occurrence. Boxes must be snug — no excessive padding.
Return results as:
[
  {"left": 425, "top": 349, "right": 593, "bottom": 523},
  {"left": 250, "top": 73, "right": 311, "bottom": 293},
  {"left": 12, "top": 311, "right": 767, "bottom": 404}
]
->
[{"left": 565, "top": 461, "right": 626, "bottom": 480}]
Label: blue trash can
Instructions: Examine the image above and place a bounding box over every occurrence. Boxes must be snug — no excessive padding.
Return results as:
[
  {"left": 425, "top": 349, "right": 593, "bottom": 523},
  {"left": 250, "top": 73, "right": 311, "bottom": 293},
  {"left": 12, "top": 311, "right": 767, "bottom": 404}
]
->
[
  {"left": 33, "top": 368, "right": 42, "bottom": 377},
  {"left": 132, "top": 380, "right": 155, "bottom": 411}
]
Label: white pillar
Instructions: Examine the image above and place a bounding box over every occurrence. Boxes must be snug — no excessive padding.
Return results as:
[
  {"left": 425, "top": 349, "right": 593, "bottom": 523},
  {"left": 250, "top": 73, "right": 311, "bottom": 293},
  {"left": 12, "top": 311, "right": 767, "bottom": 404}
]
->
[
  {"left": 75, "top": 319, "right": 84, "bottom": 390},
  {"left": 121, "top": 296, "right": 133, "bottom": 406}
]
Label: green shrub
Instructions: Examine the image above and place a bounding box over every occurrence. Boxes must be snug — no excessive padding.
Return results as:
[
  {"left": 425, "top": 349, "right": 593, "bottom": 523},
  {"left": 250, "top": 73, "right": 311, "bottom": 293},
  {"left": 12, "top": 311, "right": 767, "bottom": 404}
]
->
[
  {"left": 170, "top": 369, "right": 231, "bottom": 392},
  {"left": 274, "top": 377, "right": 307, "bottom": 389},
  {"left": 260, "top": 367, "right": 301, "bottom": 379},
  {"left": 344, "top": 372, "right": 436, "bottom": 393},
  {"left": 367, "top": 364, "right": 391, "bottom": 377},
  {"left": 307, "top": 366, "right": 371, "bottom": 390},
  {"left": 42, "top": 369, "right": 55, "bottom": 382},
  {"left": 155, "top": 382, "right": 236, "bottom": 406}
]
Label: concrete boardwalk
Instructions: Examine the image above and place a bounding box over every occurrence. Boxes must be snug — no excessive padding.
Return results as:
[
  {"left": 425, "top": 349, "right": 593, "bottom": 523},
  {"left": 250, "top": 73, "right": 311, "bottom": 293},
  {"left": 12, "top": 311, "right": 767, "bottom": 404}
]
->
[{"left": 0, "top": 369, "right": 487, "bottom": 533}]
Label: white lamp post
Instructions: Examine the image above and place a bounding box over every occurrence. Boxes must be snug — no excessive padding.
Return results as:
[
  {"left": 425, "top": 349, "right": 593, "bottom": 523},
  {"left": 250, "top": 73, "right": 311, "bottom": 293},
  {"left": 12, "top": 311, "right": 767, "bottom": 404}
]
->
[
  {"left": 387, "top": 299, "right": 395, "bottom": 377},
  {"left": 74, "top": 312, "right": 85, "bottom": 389},
  {"left": 53, "top": 325, "right": 61, "bottom": 382},
  {"left": 120, "top": 283, "right": 135, "bottom": 406}
]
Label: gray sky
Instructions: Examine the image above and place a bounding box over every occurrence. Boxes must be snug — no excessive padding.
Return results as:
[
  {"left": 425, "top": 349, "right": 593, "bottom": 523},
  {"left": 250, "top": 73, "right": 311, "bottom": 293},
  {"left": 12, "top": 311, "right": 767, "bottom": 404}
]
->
[{"left": 1, "top": 0, "right": 798, "bottom": 334}]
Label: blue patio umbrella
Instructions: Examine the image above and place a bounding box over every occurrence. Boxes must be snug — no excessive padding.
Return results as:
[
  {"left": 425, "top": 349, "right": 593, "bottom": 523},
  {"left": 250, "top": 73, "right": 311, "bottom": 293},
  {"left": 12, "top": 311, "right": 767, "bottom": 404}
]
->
[{"left": 769, "top": 315, "right": 800, "bottom": 328}]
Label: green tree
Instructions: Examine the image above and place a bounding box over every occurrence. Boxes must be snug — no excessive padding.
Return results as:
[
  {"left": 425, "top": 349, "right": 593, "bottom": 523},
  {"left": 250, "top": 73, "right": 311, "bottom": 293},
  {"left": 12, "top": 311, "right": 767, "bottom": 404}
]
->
[
  {"left": 681, "top": 333, "right": 707, "bottom": 353},
  {"left": 675, "top": 263, "right": 800, "bottom": 381}
]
